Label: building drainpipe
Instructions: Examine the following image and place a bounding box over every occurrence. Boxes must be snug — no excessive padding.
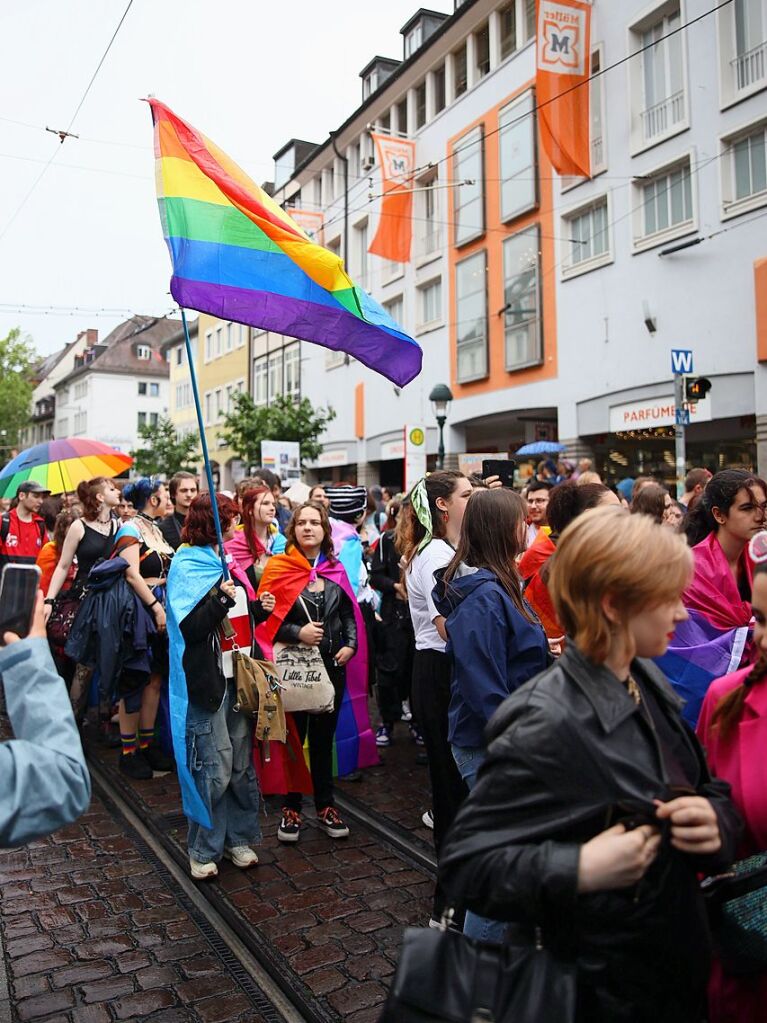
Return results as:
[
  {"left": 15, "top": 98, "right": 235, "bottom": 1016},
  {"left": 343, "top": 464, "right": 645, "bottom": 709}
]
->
[{"left": 330, "top": 132, "right": 348, "bottom": 267}]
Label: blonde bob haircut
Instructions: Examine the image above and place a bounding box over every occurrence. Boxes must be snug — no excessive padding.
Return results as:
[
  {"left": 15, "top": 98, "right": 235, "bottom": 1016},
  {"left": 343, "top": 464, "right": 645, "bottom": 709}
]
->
[{"left": 548, "top": 506, "right": 693, "bottom": 663}]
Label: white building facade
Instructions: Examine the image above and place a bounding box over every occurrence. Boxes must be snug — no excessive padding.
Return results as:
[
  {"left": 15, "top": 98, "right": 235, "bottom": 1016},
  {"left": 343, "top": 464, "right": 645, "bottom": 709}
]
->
[{"left": 273, "top": 0, "right": 767, "bottom": 484}]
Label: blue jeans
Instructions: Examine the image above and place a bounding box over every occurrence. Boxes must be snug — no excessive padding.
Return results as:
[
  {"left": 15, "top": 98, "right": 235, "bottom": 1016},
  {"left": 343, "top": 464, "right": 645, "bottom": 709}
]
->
[
  {"left": 451, "top": 744, "right": 508, "bottom": 944},
  {"left": 186, "top": 679, "right": 261, "bottom": 863}
]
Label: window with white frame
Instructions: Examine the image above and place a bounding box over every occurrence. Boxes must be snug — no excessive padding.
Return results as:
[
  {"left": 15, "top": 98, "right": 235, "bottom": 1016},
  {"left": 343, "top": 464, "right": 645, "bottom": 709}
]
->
[
  {"left": 453, "top": 127, "right": 484, "bottom": 246},
  {"left": 418, "top": 279, "right": 442, "bottom": 329},
  {"left": 475, "top": 23, "right": 490, "bottom": 79},
  {"left": 405, "top": 23, "right": 422, "bottom": 58},
  {"left": 733, "top": 0, "right": 767, "bottom": 92},
  {"left": 137, "top": 381, "right": 147, "bottom": 396},
  {"left": 137, "top": 412, "right": 146, "bottom": 430},
  {"left": 503, "top": 226, "right": 541, "bottom": 370},
  {"left": 149, "top": 412, "right": 159, "bottom": 428},
  {"left": 215, "top": 327, "right": 223, "bottom": 358},
  {"left": 634, "top": 156, "right": 695, "bottom": 249},
  {"left": 633, "top": 5, "right": 686, "bottom": 147},
  {"left": 396, "top": 98, "right": 408, "bottom": 137},
  {"left": 253, "top": 357, "right": 267, "bottom": 406},
  {"left": 499, "top": 89, "right": 536, "bottom": 222},
  {"left": 175, "top": 346, "right": 183, "bottom": 366},
  {"left": 149, "top": 382, "right": 159, "bottom": 397},
  {"left": 353, "top": 220, "right": 369, "bottom": 283},
  {"left": 74, "top": 380, "right": 88, "bottom": 399},
  {"left": 417, "top": 174, "right": 440, "bottom": 257},
  {"left": 415, "top": 82, "right": 427, "bottom": 130},
  {"left": 563, "top": 197, "right": 611, "bottom": 276},
  {"left": 433, "top": 65, "right": 446, "bottom": 114},
  {"left": 136, "top": 345, "right": 151, "bottom": 361},
  {"left": 74, "top": 411, "right": 87, "bottom": 434},
  {"left": 268, "top": 351, "right": 283, "bottom": 399},
  {"left": 722, "top": 119, "right": 767, "bottom": 215},
  {"left": 225, "top": 384, "right": 234, "bottom": 413},
  {"left": 383, "top": 294, "right": 404, "bottom": 329},
  {"left": 284, "top": 344, "right": 300, "bottom": 401},
  {"left": 204, "top": 391, "right": 213, "bottom": 424},
  {"left": 500, "top": 2, "right": 518, "bottom": 60},
  {"left": 205, "top": 331, "right": 213, "bottom": 362},
  {"left": 455, "top": 251, "right": 488, "bottom": 382},
  {"left": 590, "top": 48, "right": 607, "bottom": 173},
  {"left": 215, "top": 388, "right": 223, "bottom": 418},
  {"left": 56, "top": 417, "right": 69, "bottom": 437},
  {"left": 226, "top": 322, "right": 234, "bottom": 352},
  {"left": 453, "top": 44, "right": 468, "bottom": 97},
  {"left": 525, "top": 0, "right": 536, "bottom": 40}
]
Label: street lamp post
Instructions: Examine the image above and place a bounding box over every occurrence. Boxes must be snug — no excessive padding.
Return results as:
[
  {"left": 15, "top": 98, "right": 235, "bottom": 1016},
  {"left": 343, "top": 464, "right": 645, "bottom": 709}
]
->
[{"left": 429, "top": 383, "right": 453, "bottom": 471}]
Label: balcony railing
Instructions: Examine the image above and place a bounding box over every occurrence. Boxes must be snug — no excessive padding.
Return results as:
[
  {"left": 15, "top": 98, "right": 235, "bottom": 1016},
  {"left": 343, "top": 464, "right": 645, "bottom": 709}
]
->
[
  {"left": 731, "top": 39, "right": 767, "bottom": 92},
  {"left": 640, "top": 90, "right": 685, "bottom": 141}
]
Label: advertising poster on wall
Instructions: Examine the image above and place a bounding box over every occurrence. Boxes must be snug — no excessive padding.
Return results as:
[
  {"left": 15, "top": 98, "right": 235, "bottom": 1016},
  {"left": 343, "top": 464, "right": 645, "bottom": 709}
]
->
[{"left": 260, "top": 440, "right": 302, "bottom": 483}]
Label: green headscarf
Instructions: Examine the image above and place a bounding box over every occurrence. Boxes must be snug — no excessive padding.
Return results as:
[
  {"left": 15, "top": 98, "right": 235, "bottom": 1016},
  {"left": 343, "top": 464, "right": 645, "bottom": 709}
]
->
[{"left": 410, "top": 477, "right": 433, "bottom": 554}]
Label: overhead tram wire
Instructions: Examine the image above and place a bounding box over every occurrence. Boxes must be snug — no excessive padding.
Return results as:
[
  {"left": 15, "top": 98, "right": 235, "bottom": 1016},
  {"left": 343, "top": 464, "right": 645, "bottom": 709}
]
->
[{"left": 0, "top": 0, "right": 135, "bottom": 245}]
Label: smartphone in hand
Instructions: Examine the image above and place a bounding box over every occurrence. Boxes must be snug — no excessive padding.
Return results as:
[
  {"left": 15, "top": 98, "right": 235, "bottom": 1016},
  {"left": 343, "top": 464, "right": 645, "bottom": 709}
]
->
[
  {"left": 0, "top": 564, "right": 41, "bottom": 642},
  {"left": 481, "top": 459, "right": 516, "bottom": 488}
]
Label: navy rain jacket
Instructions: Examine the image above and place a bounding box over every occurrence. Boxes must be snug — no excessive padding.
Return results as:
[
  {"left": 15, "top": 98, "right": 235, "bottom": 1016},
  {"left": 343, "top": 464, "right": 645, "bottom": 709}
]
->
[{"left": 433, "top": 567, "right": 549, "bottom": 749}]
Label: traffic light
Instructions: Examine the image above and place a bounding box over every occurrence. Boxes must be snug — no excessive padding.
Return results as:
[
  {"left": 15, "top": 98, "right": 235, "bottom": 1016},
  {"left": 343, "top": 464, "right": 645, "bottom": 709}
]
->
[{"left": 685, "top": 377, "right": 712, "bottom": 403}]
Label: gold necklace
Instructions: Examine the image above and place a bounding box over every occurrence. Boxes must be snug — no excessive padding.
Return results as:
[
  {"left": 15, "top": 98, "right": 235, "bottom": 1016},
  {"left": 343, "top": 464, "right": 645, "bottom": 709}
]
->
[{"left": 625, "top": 675, "right": 642, "bottom": 706}]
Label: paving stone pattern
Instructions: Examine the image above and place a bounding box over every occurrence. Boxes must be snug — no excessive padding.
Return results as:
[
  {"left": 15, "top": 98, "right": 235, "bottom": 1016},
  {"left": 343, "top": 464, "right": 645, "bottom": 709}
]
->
[
  {"left": 86, "top": 735, "right": 437, "bottom": 1023},
  {"left": 0, "top": 797, "right": 268, "bottom": 1022}
]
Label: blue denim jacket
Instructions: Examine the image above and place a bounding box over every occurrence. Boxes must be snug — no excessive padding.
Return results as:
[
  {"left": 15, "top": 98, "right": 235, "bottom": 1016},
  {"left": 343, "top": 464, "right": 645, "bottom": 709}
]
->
[{"left": 0, "top": 637, "right": 91, "bottom": 847}]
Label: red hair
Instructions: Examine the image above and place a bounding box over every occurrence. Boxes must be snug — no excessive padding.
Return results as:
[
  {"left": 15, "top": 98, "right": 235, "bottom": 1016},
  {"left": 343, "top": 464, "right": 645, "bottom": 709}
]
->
[
  {"left": 240, "top": 485, "right": 272, "bottom": 559},
  {"left": 182, "top": 493, "right": 239, "bottom": 547}
]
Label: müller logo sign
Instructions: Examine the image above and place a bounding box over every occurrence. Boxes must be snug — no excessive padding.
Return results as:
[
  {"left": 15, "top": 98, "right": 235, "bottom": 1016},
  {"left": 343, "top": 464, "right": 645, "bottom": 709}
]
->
[
  {"left": 538, "top": 2, "right": 588, "bottom": 75},
  {"left": 609, "top": 394, "right": 713, "bottom": 432}
]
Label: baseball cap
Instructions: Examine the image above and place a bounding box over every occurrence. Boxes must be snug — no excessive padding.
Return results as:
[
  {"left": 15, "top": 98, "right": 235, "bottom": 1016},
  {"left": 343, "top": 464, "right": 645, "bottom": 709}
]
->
[{"left": 17, "top": 481, "right": 51, "bottom": 496}]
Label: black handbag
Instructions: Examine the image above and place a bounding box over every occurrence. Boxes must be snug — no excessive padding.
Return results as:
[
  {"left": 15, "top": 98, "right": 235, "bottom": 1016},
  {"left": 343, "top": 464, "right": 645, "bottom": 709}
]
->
[
  {"left": 702, "top": 851, "right": 767, "bottom": 975},
  {"left": 380, "top": 918, "right": 577, "bottom": 1023}
]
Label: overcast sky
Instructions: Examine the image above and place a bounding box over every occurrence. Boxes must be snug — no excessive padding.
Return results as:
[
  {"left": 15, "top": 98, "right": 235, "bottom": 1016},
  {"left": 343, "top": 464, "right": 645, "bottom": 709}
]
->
[{"left": 0, "top": 0, "right": 451, "bottom": 357}]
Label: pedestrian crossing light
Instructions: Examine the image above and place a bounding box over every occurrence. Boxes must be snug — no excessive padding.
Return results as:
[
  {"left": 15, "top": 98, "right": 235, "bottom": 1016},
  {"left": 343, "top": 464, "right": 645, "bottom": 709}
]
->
[{"left": 685, "top": 377, "right": 712, "bottom": 403}]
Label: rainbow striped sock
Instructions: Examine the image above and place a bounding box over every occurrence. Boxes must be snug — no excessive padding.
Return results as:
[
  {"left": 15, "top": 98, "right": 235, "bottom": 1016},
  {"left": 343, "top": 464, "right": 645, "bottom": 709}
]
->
[
  {"left": 121, "top": 733, "right": 137, "bottom": 757},
  {"left": 138, "top": 728, "right": 155, "bottom": 750}
]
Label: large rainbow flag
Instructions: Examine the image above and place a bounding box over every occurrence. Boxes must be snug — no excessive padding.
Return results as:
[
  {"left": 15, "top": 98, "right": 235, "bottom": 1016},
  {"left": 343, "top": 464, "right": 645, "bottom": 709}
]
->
[{"left": 148, "top": 99, "right": 422, "bottom": 387}]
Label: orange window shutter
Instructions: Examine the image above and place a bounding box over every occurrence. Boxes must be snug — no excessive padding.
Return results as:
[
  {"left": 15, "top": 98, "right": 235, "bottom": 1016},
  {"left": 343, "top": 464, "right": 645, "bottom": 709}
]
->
[{"left": 756, "top": 258, "right": 767, "bottom": 363}]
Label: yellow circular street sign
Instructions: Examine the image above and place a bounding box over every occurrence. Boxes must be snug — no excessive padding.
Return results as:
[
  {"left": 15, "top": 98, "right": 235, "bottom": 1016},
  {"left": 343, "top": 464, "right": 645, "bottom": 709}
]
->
[{"left": 409, "top": 428, "right": 425, "bottom": 446}]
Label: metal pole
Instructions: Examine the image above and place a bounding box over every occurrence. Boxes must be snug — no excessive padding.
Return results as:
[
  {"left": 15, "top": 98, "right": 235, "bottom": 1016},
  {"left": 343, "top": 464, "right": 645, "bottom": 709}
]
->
[
  {"left": 181, "top": 309, "right": 228, "bottom": 578},
  {"left": 674, "top": 372, "right": 686, "bottom": 501},
  {"left": 331, "top": 133, "right": 348, "bottom": 270},
  {"left": 437, "top": 416, "right": 446, "bottom": 470}
]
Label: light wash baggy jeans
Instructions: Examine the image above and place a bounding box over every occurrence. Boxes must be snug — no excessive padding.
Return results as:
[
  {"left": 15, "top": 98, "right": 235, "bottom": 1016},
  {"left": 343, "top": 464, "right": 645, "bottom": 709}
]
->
[
  {"left": 186, "top": 679, "right": 261, "bottom": 863},
  {"left": 451, "top": 744, "right": 508, "bottom": 944}
]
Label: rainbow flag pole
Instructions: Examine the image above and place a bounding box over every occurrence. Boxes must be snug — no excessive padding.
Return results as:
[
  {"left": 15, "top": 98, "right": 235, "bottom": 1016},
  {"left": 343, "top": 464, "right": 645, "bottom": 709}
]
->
[{"left": 180, "top": 307, "right": 228, "bottom": 579}]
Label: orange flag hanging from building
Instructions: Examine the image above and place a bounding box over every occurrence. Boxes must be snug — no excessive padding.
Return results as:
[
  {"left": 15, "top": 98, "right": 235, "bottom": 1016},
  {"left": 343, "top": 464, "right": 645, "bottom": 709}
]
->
[
  {"left": 368, "top": 133, "right": 416, "bottom": 263},
  {"left": 536, "top": 0, "right": 592, "bottom": 178}
]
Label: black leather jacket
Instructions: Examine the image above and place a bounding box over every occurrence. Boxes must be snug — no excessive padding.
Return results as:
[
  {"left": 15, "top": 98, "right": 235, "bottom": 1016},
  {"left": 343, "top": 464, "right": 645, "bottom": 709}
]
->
[
  {"left": 180, "top": 579, "right": 270, "bottom": 712},
  {"left": 275, "top": 579, "right": 357, "bottom": 660},
  {"left": 439, "top": 645, "right": 742, "bottom": 1023}
]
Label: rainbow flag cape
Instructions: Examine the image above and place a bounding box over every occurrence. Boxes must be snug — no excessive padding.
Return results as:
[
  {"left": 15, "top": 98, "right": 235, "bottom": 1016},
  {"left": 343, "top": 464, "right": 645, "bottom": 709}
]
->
[
  {"left": 255, "top": 546, "right": 378, "bottom": 794},
  {"left": 147, "top": 99, "right": 422, "bottom": 387}
]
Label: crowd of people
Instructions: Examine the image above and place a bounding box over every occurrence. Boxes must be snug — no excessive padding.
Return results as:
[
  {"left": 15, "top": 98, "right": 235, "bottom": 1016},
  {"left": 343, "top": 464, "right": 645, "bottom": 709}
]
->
[{"left": 1, "top": 458, "right": 766, "bottom": 1021}]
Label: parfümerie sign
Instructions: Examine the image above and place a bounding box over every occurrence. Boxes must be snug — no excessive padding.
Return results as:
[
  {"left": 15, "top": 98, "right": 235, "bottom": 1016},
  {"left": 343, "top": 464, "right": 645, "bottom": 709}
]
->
[{"left": 609, "top": 394, "right": 713, "bottom": 432}]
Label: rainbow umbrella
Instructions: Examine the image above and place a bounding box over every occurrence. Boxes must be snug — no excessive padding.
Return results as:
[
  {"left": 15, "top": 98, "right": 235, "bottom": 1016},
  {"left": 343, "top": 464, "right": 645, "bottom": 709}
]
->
[{"left": 0, "top": 439, "right": 133, "bottom": 499}]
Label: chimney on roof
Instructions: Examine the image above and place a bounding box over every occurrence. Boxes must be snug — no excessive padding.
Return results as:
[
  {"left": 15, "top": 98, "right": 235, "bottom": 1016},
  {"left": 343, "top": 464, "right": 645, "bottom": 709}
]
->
[{"left": 76, "top": 328, "right": 99, "bottom": 347}]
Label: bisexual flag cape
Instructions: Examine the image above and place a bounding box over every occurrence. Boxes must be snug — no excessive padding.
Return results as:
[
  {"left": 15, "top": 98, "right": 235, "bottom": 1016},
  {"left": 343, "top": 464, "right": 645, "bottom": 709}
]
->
[
  {"left": 255, "top": 546, "right": 378, "bottom": 794},
  {"left": 656, "top": 533, "right": 753, "bottom": 726}
]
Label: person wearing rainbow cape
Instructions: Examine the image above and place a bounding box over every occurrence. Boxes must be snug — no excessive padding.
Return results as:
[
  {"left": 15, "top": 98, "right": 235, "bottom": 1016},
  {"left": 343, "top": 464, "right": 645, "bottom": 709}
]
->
[{"left": 255, "top": 500, "right": 378, "bottom": 842}]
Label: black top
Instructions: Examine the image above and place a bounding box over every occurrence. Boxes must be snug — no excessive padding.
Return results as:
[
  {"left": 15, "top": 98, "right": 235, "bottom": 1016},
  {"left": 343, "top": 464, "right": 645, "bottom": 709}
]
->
[
  {"left": 158, "top": 511, "right": 186, "bottom": 551},
  {"left": 75, "top": 520, "right": 117, "bottom": 582}
]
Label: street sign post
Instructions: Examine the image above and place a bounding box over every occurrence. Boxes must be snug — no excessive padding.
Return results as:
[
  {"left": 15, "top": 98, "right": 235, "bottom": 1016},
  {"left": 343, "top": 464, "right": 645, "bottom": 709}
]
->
[{"left": 671, "top": 349, "right": 693, "bottom": 500}]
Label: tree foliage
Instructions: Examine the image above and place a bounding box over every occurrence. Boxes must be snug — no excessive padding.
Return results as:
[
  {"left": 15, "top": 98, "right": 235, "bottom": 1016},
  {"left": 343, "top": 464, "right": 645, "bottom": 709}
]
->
[
  {"left": 130, "top": 416, "right": 199, "bottom": 479},
  {"left": 0, "top": 328, "right": 37, "bottom": 453},
  {"left": 221, "top": 393, "right": 336, "bottom": 468}
]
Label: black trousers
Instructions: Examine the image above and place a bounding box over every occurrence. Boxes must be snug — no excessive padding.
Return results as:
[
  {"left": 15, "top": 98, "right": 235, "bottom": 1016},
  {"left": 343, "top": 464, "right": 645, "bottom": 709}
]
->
[
  {"left": 375, "top": 609, "right": 415, "bottom": 727},
  {"left": 411, "top": 648, "right": 468, "bottom": 918},
  {"left": 285, "top": 657, "right": 345, "bottom": 813}
]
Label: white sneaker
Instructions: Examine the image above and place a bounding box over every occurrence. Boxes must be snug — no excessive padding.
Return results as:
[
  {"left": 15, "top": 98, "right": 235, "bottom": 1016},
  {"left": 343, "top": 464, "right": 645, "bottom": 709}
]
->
[
  {"left": 401, "top": 700, "right": 413, "bottom": 722},
  {"left": 421, "top": 809, "right": 434, "bottom": 830},
  {"left": 190, "top": 858, "right": 218, "bottom": 880},
  {"left": 223, "top": 845, "right": 259, "bottom": 868}
]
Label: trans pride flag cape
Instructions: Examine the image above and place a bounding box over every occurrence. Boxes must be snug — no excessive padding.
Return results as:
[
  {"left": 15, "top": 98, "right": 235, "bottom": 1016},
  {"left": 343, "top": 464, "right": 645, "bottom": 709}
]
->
[
  {"left": 255, "top": 546, "right": 378, "bottom": 794},
  {"left": 656, "top": 533, "right": 753, "bottom": 726},
  {"left": 147, "top": 99, "right": 422, "bottom": 387},
  {"left": 166, "top": 544, "right": 226, "bottom": 829}
]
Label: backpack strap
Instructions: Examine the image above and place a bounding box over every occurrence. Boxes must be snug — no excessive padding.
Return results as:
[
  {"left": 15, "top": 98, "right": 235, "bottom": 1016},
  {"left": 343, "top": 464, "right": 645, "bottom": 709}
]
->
[{"left": 0, "top": 512, "right": 9, "bottom": 545}]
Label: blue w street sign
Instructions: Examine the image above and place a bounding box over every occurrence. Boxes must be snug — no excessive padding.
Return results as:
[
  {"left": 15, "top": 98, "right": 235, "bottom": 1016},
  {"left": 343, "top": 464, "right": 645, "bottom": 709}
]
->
[
  {"left": 676, "top": 408, "right": 691, "bottom": 426},
  {"left": 671, "top": 349, "right": 694, "bottom": 375}
]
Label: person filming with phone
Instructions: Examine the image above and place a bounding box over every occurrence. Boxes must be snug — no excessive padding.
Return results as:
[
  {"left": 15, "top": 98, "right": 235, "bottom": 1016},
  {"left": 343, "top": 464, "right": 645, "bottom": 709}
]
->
[{"left": 0, "top": 580, "right": 90, "bottom": 848}]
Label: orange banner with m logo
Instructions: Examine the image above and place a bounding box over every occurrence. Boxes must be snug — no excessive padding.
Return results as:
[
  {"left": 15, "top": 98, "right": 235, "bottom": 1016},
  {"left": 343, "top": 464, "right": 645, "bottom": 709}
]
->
[{"left": 368, "top": 133, "right": 416, "bottom": 264}]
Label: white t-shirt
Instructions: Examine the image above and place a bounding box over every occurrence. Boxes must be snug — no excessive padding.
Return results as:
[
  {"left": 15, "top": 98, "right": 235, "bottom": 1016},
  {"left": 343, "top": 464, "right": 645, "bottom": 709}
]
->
[{"left": 407, "top": 539, "right": 454, "bottom": 652}]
